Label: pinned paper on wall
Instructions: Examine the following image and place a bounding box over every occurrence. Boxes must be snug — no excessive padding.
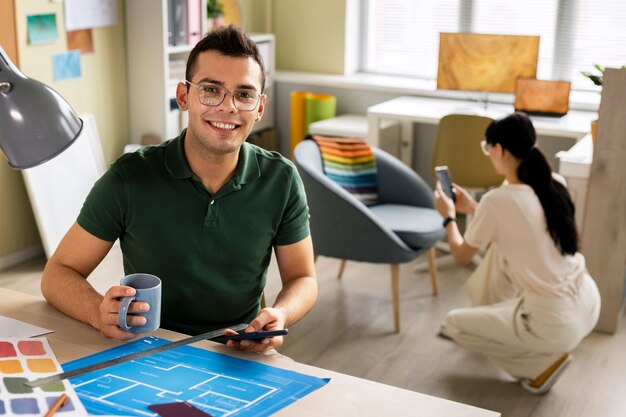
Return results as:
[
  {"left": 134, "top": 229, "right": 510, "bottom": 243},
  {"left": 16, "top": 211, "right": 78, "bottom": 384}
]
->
[
  {"left": 26, "top": 13, "right": 59, "bottom": 45},
  {"left": 64, "top": 0, "right": 117, "bottom": 31},
  {"left": 0, "top": 338, "right": 86, "bottom": 416},
  {"left": 52, "top": 50, "right": 81, "bottom": 81},
  {"left": 67, "top": 29, "right": 94, "bottom": 54}
]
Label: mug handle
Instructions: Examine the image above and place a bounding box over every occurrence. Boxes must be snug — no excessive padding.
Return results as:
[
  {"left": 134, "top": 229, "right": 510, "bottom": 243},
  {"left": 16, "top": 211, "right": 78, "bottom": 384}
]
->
[{"left": 117, "top": 296, "right": 136, "bottom": 331}]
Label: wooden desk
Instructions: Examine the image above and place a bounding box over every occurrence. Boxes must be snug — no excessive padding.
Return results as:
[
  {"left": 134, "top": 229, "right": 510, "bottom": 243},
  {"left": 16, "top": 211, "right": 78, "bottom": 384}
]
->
[
  {"left": 367, "top": 95, "right": 597, "bottom": 166},
  {"left": 0, "top": 288, "right": 499, "bottom": 417}
]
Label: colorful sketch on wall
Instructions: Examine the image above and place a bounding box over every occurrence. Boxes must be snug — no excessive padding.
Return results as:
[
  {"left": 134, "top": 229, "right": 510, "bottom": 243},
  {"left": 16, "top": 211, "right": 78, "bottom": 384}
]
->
[
  {"left": 26, "top": 13, "right": 59, "bottom": 45},
  {"left": 67, "top": 29, "right": 94, "bottom": 54},
  {"left": 52, "top": 50, "right": 81, "bottom": 81}
]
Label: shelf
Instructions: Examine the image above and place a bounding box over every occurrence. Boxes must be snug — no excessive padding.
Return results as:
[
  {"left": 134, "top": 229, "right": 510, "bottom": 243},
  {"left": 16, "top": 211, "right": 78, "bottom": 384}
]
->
[
  {"left": 125, "top": 0, "right": 275, "bottom": 144},
  {"left": 168, "top": 45, "right": 194, "bottom": 55}
]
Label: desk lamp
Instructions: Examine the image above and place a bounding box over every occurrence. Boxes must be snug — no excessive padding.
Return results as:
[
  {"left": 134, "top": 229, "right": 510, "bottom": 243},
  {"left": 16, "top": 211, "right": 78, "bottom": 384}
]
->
[{"left": 0, "top": 45, "right": 82, "bottom": 169}]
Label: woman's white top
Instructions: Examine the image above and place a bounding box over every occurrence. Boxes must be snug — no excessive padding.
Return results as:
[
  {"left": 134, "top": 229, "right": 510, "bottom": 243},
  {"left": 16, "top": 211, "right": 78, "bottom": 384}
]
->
[{"left": 465, "top": 184, "right": 587, "bottom": 297}]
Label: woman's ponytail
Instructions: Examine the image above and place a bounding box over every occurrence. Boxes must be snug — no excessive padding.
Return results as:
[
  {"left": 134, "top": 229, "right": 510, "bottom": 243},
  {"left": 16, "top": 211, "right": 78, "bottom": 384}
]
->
[
  {"left": 486, "top": 113, "right": 578, "bottom": 255},
  {"left": 517, "top": 148, "right": 578, "bottom": 255}
]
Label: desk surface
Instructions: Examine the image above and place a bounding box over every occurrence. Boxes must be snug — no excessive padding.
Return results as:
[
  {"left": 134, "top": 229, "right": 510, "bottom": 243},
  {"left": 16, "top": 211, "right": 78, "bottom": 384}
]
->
[
  {"left": 0, "top": 288, "right": 499, "bottom": 417},
  {"left": 367, "top": 95, "right": 597, "bottom": 139}
]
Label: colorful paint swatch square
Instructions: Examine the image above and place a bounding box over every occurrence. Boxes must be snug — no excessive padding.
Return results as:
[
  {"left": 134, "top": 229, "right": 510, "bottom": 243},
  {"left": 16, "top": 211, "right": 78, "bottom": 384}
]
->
[
  {"left": 17, "top": 340, "right": 45, "bottom": 356},
  {"left": 0, "top": 360, "right": 23, "bottom": 374},
  {"left": 26, "top": 358, "right": 57, "bottom": 373},
  {"left": 41, "top": 380, "right": 66, "bottom": 393},
  {"left": 11, "top": 397, "right": 39, "bottom": 414},
  {"left": 0, "top": 343, "right": 16, "bottom": 358},
  {"left": 3, "top": 377, "right": 33, "bottom": 394},
  {"left": 45, "top": 396, "right": 75, "bottom": 412}
]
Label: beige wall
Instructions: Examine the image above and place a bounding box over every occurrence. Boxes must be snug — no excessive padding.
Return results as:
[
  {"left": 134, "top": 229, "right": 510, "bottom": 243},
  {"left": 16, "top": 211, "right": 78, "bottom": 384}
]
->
[
  {"left": 1, "top": 0, "right": 347, "bottom": 261},
  {"left": 0, "top": 0, "right": 128, "bottom": 259},
  {"left": 241, "top": 0, "right": 346, "bottom": 74}
]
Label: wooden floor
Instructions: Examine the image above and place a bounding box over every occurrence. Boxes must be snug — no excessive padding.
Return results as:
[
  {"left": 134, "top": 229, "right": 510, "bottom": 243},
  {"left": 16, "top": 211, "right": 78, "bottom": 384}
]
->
[{"left": 1, "top": 247, "right": 625, "bottom": 417}]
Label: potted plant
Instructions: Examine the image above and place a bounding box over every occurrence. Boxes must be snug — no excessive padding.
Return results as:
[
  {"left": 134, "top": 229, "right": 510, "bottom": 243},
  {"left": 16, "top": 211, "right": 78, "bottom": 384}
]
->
[
  {"left": 580, "top": 64, "right": 605, "bottom": 87},
  {"left": 207, "top": 0, "right": 224, "bottom": 30},
  {"left": 580, "top": 64, "right": 625, "bottom": 142}
]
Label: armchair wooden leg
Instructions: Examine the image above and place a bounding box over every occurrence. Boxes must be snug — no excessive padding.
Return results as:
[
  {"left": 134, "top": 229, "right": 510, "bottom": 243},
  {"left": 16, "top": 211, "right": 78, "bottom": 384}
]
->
[
  {"left": 391, "top": 264, "right": 400, "bottom": 333},
  {"left": 337, "top": 260, "right": 347, "bottom": 279},
  {"left": 427, "top": 247, "right": 439, "bottom": 295}
]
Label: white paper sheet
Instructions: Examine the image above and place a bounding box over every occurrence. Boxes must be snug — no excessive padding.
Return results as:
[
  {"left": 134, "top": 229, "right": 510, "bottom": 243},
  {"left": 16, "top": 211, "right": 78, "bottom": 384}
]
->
[
  {"left": 64, "top": 0, "right": 117, "bottom": 31},
  {"left": 0, "top": 316, "right": 53, "bottom": 338}
]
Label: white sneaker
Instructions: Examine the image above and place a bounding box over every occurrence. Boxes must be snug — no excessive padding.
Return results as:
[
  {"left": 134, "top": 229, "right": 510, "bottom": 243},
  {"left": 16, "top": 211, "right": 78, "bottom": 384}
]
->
[{"left": 521, "top": 353, "right": 573, "bottom": 395}]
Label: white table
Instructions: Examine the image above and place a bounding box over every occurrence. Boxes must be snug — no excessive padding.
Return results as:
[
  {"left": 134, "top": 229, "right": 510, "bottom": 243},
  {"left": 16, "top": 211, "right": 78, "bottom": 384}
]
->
[{"left": 367, "top": 95, "right": 597, "bottom": 166}]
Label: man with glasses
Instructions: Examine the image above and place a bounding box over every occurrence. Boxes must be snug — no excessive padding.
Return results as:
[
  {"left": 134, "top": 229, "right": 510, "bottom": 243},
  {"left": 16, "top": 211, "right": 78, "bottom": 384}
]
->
[{"left": 41, "top": 26, "right": 317, "bottom": 353}]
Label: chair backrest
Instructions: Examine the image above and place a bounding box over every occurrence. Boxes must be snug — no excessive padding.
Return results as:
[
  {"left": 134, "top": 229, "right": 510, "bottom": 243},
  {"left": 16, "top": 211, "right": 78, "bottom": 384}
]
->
[
  {"left": 293, "top": 140, "right": 417, "bottom": 264},
  {"left": 432, "top": 114, "right": 504, "bottom": 189}
]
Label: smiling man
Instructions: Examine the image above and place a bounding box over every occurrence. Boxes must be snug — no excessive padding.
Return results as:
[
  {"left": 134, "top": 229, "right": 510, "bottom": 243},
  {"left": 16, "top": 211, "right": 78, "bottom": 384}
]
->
[{"left": 41, "top": 26, "right": 318, "bottom": 353}]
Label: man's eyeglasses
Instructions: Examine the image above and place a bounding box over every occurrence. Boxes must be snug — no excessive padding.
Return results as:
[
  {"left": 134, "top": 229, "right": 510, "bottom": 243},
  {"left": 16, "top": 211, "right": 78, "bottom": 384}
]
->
[
  {"left": 480, "top": 140, "right": 491, "bottom": 156},
  {"left": 185, "top": 80, "right": 264, "bottom": 111}
]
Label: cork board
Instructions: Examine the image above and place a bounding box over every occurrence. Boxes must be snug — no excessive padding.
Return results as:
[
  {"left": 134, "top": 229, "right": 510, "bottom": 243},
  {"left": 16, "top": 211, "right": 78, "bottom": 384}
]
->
[{"left": 437, "top": 33, "right": 540, "bottom": 93}]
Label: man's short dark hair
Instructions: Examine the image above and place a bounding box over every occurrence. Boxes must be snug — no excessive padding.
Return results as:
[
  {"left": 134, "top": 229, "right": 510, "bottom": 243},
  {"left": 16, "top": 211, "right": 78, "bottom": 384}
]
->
[{"left": 186, "top": 25, "right": 266, "bottom": 92}]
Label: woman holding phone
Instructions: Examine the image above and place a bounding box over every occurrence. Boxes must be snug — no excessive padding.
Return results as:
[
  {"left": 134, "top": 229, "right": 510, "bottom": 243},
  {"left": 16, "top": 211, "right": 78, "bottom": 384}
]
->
[{"left": 433, "top": 112, "right": 600, "bottom": 395}]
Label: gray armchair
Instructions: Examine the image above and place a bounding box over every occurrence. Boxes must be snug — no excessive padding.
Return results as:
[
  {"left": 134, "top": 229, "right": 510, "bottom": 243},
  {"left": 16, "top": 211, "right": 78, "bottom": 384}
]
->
[{"left": 294, "top": 140, "right": 445, "bottom": 332}]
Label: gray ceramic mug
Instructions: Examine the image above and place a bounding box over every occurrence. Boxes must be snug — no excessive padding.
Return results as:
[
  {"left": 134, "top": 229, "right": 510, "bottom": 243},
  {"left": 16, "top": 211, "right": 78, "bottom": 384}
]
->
[{"left": 118, "top": 273, "right": 162, "bottom": 334}]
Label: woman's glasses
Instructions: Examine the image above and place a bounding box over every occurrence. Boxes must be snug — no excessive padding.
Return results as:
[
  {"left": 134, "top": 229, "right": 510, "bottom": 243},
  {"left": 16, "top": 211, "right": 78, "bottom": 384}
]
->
[{"left": 480, "top": 140, "right": 492, "bottom": 156}]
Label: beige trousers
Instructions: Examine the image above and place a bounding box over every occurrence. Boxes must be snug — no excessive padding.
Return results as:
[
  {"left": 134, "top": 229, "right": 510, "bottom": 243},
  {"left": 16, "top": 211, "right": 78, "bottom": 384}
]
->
[{"left": 444, "top": 246, "right": 601, "bottom": 379}]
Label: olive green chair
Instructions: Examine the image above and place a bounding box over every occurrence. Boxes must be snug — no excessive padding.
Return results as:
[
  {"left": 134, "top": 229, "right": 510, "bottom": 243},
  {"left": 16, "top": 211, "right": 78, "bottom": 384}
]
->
[
  {"left": 429, "top": 114, "right": 504, "bottom": 267},
  {"left": 432, "top": 114, "right": 504, "bottom": 189}
]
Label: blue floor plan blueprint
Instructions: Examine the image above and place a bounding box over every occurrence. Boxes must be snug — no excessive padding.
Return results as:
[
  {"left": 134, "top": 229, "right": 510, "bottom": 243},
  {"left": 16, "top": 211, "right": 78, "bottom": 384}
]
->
[{"left": 63, "top": 337, "right": 329, "bottom": 416}]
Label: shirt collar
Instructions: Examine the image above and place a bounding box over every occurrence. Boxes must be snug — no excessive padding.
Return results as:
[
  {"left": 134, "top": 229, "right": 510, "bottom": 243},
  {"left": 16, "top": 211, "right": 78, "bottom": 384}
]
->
[
  {"left": 165, "top": 129, "right": 193, "bottom": 179},
  {"left": 165, "top": 129, "right": 261, "bottom": 185},
  {"left": 236, "top": 141, "right": 261, "bottom": 186}
]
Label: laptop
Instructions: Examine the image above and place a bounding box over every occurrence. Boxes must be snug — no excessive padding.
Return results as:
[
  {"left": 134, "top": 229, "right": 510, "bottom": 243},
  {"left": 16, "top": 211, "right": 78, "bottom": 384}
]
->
[{"left": 514, "top": 78, "right": 571, "bottom": 117}]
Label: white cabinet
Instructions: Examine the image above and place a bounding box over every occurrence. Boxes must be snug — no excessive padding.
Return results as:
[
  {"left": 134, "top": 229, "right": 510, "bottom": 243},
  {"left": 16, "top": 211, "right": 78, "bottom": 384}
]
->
[
  {"left": 124, "top": 0, "right": 275, "bottom": 143},
  {"left": 557, "top": 134, "right": 592, "bottom": 232}
]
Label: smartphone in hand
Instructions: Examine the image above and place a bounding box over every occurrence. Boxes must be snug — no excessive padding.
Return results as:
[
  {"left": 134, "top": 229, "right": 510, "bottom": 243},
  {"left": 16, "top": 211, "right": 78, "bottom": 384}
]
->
[
  {"left": 435, "top": 165, "right": 455, "bottom": 202},
  {"left": 223, "top": 329, "right": 288, "bottom": 341}
]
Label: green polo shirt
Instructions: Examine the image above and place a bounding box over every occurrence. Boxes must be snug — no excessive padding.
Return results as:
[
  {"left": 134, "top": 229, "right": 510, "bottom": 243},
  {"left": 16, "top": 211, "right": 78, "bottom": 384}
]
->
[{"left": 78, "top": 130, "right": 310, "bottom": 335}]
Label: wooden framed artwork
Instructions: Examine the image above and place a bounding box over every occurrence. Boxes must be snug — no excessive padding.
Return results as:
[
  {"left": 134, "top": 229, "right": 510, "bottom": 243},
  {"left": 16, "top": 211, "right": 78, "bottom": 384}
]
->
[
  {"left": 437, "top": 32, "right": 540, "bottom": 93},
  {"left": 514, "top": 78, "right": 571, "bottom": 116}
]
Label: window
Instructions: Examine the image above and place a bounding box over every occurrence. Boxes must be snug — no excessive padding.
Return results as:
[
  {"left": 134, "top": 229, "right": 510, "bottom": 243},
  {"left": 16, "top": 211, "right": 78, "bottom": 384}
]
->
[{"left": 360, "top": 0, "right": 626, "bottom": 91}]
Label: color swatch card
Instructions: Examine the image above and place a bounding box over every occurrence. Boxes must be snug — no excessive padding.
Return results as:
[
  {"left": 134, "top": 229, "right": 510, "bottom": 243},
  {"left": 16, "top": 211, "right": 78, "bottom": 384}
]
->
[{"left": 0, "top": 338, "right": 86, "bottom": 416}]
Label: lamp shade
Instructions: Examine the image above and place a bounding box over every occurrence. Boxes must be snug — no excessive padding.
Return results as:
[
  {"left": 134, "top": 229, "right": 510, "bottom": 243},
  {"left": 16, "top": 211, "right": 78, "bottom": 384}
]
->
[{"left": 0, "top": 46, "right": 82, "bottom": 169}]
